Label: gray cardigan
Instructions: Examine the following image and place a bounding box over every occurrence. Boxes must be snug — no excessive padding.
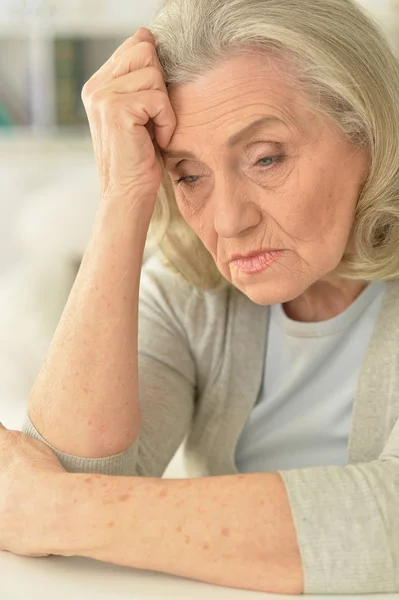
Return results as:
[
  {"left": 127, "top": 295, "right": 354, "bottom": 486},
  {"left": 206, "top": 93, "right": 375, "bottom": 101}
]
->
[{"left": 23, "top": 254, "right": 399, "bottom": 595}]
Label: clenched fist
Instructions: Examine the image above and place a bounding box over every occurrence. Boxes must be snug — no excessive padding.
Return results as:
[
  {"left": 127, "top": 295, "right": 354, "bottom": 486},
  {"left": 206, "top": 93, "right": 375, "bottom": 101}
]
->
[{"left": 82, "top": 27, "right": 177, "bottom": 205}]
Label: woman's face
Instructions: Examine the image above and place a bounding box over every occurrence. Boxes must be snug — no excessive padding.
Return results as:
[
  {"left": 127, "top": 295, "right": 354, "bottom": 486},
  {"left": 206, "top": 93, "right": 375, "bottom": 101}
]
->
[{"left": 163, "top": 53, "right": 369, "bottom": 305}]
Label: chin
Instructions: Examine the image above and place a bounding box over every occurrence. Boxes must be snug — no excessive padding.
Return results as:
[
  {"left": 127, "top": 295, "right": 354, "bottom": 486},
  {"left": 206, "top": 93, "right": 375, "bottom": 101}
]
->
[{"left": 230, "top": 271, "right": 312, "bottom": 307}]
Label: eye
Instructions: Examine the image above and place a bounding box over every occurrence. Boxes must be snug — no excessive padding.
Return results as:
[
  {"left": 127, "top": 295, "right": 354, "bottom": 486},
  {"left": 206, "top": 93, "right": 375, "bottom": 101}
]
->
[
  {"left": 174, "top": 175, "right": 201, "bottom": 187},
  {"left": 174, "top": 155, "right": 283, "bottom": 188},
  {"left": 256, "top": 155, "right": 282, "bottom": 168}
]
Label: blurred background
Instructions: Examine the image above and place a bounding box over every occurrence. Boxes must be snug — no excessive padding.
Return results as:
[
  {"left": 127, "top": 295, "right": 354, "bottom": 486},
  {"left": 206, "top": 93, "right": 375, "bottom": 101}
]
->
[{"left": 0, "top": 0, "right": 398, "bottom": 477}]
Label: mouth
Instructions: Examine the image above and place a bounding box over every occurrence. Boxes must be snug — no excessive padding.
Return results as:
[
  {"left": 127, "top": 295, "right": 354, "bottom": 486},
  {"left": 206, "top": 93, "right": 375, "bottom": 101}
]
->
[{"left": 231, "top": 250, "right": 283, "bottom": 275}]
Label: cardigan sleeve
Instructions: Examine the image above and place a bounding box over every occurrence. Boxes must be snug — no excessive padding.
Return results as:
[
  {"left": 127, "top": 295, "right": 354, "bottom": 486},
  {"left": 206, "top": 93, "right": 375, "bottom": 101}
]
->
[
  {"left": 22, "top": 256, "right": 196, "bottom": 477},
  {"left": 278, "top": 416, "right": 399, "bottom": 594}
]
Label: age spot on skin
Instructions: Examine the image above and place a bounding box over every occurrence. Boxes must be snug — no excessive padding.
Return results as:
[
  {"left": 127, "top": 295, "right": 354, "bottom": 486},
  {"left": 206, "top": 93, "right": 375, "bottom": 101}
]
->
[
  {"left": 118, "top": 494, "right": 130, "bottom": 502},
  {"left": 159, "top": 487, "right": 169, "bottom": 498}
]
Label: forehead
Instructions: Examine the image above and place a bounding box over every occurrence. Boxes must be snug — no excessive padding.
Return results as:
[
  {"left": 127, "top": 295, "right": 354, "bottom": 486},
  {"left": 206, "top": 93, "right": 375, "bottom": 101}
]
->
[{"left": 167, "top": 52, "right": 312, "bottom": 140}]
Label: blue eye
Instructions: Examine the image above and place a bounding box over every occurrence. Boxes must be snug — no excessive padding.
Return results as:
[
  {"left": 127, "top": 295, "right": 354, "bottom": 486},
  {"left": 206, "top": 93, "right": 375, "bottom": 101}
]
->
[
  {"left": 174, "top": 155, "right": 282, "bottom": 187},
  {"left": 174, "top": 175, "right": 201, "bottom": 186},
  {"left": 257, "top": 156, "right": 280, "bottom": 167}
]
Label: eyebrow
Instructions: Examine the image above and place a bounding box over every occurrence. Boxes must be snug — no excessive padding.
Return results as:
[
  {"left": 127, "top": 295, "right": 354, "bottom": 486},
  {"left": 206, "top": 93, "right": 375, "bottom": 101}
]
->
[{"left": 160, "top": 116, "right": 284, "bottom": 163}]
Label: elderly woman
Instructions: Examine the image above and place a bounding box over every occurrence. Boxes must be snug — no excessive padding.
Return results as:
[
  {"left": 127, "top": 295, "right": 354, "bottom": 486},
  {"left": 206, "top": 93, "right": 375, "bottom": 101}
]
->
[{"left": 1, "top": 0, "right": 398, "bottom": 595}]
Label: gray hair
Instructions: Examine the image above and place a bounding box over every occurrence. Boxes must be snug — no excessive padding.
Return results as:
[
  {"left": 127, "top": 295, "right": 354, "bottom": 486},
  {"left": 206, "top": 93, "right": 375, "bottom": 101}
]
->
[{"left": 148, "top": 0, "right": 399, "bottom": 290}]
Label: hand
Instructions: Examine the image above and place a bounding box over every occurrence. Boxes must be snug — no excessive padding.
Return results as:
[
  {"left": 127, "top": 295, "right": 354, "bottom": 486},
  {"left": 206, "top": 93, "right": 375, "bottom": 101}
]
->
[
  {"left": 82, "top": 27, "right": 177, "bottom": 204},
  {"left": 0, "top": 422, "right": 67, "bottom": 558}
]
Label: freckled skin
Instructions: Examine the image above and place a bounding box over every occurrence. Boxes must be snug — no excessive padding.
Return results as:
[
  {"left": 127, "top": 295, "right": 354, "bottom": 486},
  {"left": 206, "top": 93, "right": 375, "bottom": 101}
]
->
[
  {"left": 159, "top": 487, "right": 169, "bottom": 498},
  {"left": 118, "top": 494, "right": 130, "bottom": 502},
  {"left": 165, "top": 53, "right": 369, "bottom": 313}
]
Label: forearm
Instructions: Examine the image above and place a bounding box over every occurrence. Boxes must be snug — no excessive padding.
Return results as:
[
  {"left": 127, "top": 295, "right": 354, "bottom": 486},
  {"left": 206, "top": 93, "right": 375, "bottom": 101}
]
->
[
  {"left": 54, "top": 472, "right": 304, "bottom": 594},
  {"left": 27, "top": 198, "right": 155, "bottom": 457}
]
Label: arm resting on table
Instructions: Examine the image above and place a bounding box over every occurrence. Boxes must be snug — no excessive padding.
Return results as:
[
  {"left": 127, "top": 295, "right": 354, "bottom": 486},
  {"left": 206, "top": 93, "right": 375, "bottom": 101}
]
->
[
  {"left": 51, "top": 417, "right": 399, "bottom": 595},
  {"left": 52, "top": 471, "right": 304, "bottom": 595}
]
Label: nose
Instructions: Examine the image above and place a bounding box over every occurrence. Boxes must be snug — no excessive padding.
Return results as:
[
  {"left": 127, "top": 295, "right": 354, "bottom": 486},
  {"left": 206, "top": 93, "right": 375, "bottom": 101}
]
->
[{"left": 213, "top": 179, "right": 261, "bottom": 238}]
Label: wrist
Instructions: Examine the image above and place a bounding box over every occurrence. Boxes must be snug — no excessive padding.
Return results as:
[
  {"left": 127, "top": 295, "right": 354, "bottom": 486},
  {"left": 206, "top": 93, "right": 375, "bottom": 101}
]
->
[
  {"left": 98, "top": 190, "right": 157, "bottom": 224},
  {"left": 48, "top": 473, "right": 99, "bottom": 557},
  {"left": 93, "top": 196, "right": 155, "bottom": 249},
  {"left": 49, "top": 472, "right": 128, "bottom": 560}
]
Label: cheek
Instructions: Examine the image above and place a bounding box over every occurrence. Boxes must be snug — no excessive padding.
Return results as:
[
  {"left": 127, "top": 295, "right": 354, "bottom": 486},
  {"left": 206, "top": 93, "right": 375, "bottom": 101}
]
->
[
  {"left": 282, "top": 171, "right": 358, "bottom": 262},
  {"left": 176, "top": 194, "right": 203, "bottom": 226},
  {"left": 274, "top": 170, "right": 338, "bottom": 240},
  {"left": 177, "top": 195, "right": 212, "bottom": 240}
]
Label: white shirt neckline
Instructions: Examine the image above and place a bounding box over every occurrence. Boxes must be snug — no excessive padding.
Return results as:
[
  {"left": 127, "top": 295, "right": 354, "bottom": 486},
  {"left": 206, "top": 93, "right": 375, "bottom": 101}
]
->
[{"left": 273, "top": 281, "right": 387, "bottom": 338}]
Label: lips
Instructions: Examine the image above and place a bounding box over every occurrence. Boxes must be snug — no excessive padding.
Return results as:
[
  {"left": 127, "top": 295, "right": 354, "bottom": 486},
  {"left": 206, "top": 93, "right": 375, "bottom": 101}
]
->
[
  {"left": 230, "top": 249, "right": 282, "bottom": 262},
  {"left": 231, "top": 250, "right": 283, "bottom": 274}
]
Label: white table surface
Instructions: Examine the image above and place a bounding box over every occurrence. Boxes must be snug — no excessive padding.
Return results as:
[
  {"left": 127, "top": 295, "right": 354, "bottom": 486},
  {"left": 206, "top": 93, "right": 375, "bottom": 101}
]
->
[
  {"left": 1, "top": 551, "right": 398, "bottom": 600},
  {"left": 0, "top": 550, "right": 271, "bottom": 599}
]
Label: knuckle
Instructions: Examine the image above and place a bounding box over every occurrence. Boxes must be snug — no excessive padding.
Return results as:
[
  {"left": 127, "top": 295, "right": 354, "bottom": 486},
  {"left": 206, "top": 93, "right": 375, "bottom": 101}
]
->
[
  {"left": 98, "top": 93, "right": 124, "bottom": 123},
  {"left": 81, "top": 82, "right": 89, "bottom": 103},
  {"left": 89, "top": 88, "right": 109, "bottom": 109},
  {"left": 138, "top": 40, "right": 158, "bottom": 58},
  {"left": 81, "top": 79, "right": 95, "bottom": 104},
  {"left": 153, "top": 89, "right": 168, "bottom": 107},
  {"left": 142, "top": 66, "right": 164, "bottom": 87},
  {"left": 151, "top": 66, "right": 165, "bottom": 82},
  {"left": 134, "top": 27, "right": 154, "bottom": 41}
]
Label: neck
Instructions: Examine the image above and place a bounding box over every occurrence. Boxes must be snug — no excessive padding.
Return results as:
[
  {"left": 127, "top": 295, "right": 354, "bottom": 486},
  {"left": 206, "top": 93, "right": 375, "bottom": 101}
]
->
[{"left": 283, "top": 278, "right": 369, "bottom": 323}]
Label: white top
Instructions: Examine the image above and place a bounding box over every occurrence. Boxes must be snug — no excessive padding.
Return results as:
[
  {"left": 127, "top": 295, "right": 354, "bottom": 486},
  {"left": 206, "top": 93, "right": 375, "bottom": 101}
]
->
[{"left": 235, "top": 281, "right": 387, "bottom": 473}]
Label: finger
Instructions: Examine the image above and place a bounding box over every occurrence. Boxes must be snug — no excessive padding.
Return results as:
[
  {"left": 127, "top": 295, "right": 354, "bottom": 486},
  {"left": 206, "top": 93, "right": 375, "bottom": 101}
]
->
[
  {"left": 105, "top": 66, "right": 168, "bottom": 96},
  {"left": 112, "top": 41, "right": 164, "bottom": 80},
  {"left": 116, "top": 27, "right": 155, "bottom": 57},
  {"left": 97, "top": 88, "right": 176, "bottom": 149},
  {"left": 109, "top": 28, "right": 156, "bottom": 69},
  {"left": 114, "top": 28, "right": 155, "bottom": 58},
  {"left": 96, "top": 28, "right": 157, "bottom": 81}
]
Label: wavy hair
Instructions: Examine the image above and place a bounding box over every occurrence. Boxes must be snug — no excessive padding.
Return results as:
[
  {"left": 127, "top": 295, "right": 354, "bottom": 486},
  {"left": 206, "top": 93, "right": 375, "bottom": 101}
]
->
[{"left": 147, "top": 0, "right": 399, "bottom": 290}]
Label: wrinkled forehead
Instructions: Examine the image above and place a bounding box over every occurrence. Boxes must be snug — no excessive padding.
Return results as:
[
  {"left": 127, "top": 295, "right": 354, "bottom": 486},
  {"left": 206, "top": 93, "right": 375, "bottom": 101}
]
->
[
  {"left": 170, "top": 54, "right": 299, "bottom": 114},
  {"left": 164, "top": 57, "right": 317, "bottom": 161},
  {"left": 165, "top": 52, "right": 315, "bottom": 148}
]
